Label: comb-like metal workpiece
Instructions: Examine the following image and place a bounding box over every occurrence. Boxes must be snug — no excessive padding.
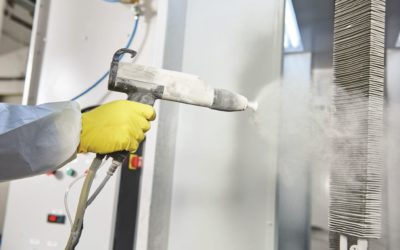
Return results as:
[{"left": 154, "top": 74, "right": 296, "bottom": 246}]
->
[{"left": 329, "top": 0, "right": 385, "bottom": 248}]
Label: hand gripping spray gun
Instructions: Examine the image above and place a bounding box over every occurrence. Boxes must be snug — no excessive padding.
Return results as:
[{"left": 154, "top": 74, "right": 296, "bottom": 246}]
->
[{"left": 65, "top": 48, "right": 254, "bottom": 249}]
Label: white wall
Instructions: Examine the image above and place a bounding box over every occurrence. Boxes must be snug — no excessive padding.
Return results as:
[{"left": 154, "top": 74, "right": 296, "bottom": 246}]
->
[
  {"left": 168, "top": 1, "right": 284, "bottom": 250},
  {"left": 34, "top": 0, "right": 159, "bottom": 105}
]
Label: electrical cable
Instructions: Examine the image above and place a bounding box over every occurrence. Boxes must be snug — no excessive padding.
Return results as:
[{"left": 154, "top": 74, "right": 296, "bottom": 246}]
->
[
  {"left": 65, "top": 155, "right": 104, "bottom": 250},
  {"left": 64, "top": 160, "right": 120, "bottom": 225},
  {"left": 64, "top": 158, "right": 123, "bottom": 249},
  {"left": 70, "top": 15, "right": 140, "bottom": 101},
  {"left": 87, "top": 160, "right": 121, "bottom": 206},
  {"left": 64, "top": 159, "right": 108, "bottom": 226},
  {"left": 81, "top": 105, "right": 100, "bottom": 113},
  {"left": 64, "top": 175, "right": 86, "bottom": 225}
]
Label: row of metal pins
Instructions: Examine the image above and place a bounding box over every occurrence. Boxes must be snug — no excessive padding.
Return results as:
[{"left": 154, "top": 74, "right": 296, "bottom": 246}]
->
[{"left": 329, "top": 0, "right": 385, "bottom": 248}]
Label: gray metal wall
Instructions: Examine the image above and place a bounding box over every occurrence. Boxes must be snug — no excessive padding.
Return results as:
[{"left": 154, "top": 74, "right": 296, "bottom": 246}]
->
[
  {"left": 386, "top": 49, "right": 400, "bottom": 250},
  {"left": 277, "top": 53, "right": 312, "bottom": 250}
]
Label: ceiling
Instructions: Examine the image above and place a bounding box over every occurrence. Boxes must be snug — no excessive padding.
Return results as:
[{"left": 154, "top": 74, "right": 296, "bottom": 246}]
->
[{"left": 292, "top": 0, "right": 400, "bottom": 67}]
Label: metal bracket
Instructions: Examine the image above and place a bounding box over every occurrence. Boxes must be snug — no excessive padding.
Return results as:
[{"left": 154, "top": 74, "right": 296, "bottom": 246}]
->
[
  {"left": 340, "top": 235, "right": 368, "bottom": 250},
  {"left": 350, "top": 239, "right": 368, "bottom": 250}
]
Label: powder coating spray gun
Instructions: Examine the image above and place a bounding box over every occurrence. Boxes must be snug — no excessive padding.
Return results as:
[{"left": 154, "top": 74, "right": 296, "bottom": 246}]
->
[
  {"left": 109, "top": 48, "right": 250, "bottom": 110},
  {"left": 65, "top": 48, "right": 253, "bottom": 249}
]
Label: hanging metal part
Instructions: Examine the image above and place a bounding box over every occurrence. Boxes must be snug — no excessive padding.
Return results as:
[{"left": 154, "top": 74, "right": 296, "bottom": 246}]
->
[
  {"left": 349, "top": 239, "right": 368, "bottom": 250},
  {"left": 329, "top": 0, "right": 386, "bottom": 249}
]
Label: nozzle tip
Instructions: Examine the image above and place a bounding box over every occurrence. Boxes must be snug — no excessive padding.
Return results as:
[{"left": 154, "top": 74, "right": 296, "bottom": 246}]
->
[{"left": 247, "top": 101, "right": 258, "bottom": 111}]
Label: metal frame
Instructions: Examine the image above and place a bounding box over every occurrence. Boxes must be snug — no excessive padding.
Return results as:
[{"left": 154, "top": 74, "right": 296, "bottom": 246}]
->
[
  {"left": 22, "top": 0, "right": 50, "bottom": 105},
  {"left": 277, "top": 53, "right": 312, "bottom": 250},
  {"left": 134, "top": 1, "right": 187, "bottom": 249}
]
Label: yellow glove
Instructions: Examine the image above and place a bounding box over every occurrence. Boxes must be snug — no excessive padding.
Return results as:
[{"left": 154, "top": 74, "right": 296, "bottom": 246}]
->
[{"left": 78, "top": 100, "right": 156, "bottom": 154}]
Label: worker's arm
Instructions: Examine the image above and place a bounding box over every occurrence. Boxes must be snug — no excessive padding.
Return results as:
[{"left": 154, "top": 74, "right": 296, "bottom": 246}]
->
[
  {"left": 0, "top": 100, "right": 155, "bottom": 181},
  {"left": 0, "top": 101, "right": 81, "bottom": 181}
]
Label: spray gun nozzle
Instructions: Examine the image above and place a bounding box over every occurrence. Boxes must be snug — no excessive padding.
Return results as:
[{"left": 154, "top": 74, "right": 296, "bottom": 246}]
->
[{"left": 247, "top": 101, "right": 258, "bottom": 111}]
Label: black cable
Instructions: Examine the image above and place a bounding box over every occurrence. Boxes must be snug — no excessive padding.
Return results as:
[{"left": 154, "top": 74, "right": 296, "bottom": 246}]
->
[{"left": 81, "top": 105, "right": 100, "bottom": 113}]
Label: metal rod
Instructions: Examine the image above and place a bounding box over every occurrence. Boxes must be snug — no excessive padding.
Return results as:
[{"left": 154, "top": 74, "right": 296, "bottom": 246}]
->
[{"left": 340, "top": 234, "right": 348, "bottom": 250}]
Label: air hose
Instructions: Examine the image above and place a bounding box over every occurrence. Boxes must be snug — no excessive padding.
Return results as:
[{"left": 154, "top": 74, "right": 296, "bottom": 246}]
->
[{"left": 64, "top": 155, "right": 104, "bottom": 250}]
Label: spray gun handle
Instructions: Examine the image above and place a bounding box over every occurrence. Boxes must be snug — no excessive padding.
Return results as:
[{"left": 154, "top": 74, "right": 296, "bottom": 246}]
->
[
  {"left": 109, "top": 48, "right": 137, "bottom": 86},
  {"left": 107, "top": 48, "right": 154, "bottom": 162},
  {"left": 109, "top": 48, "right": 157, "bottom": 106},
  {"left": 127, "top": 92, "right": 156, "bottom": 105},
  {"left": 100, "top": 152, "right": 128, "bottom": 165},
  {"left": 108, "top": 48, "right": 137, "bottom": 98},
  {"left": 107, "top": 93, "right": 154, "bottom": 163}
]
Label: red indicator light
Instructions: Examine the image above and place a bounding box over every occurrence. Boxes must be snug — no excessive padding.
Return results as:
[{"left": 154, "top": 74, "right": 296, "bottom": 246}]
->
[
  {"left": 129, "top": 154, "right": 142, "bottom": 170},
  {"left": 48, "top": 215, "right": 57, "bottom": 222},
  {"left": 46, "top": 171, "right": 56, "bottom": 176},
  {"left": 47, "top": 214, "right": 66, "bottom": 224}
]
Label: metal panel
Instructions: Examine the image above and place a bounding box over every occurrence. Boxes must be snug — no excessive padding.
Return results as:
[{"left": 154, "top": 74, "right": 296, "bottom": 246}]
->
[
  {"left": 0, "top": 0, "right": 5, "bottom": 43},
  {"left": 22, "top": 0, "right": 50, "bottom": 105},
  {"left": 0, "top": 182, "right": 8, "bottom": 235},
  {"left": 277, "top": 53, "right": 312, "bottom": 250},
  {"left": 2, "top": 156, "right": 121, "bottom": 250},
  {"left": 386, "top": 49, "right": 400, "bottom": 250},
  {"left": 167, "top": 1, "right": 285, "bottom": 250}
]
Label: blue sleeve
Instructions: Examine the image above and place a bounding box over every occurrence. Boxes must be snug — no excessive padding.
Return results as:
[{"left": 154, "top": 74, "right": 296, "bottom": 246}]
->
[{"left": 0, "top": 101, "right": 82, "bottom": 181}]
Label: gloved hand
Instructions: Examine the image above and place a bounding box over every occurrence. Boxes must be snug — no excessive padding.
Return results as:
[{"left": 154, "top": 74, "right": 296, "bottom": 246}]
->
[{"left": 78, "top": 100, "right": 156, "bottom": 154}]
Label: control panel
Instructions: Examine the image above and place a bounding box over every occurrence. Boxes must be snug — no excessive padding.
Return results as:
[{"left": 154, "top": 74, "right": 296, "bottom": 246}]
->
[{"left": 2, "top": 154, "right": 121, "bottom": 250}]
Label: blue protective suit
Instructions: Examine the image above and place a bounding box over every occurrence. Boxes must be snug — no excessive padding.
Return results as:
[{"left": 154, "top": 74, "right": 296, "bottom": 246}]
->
[{"left": 0, "top": 102, "right": 81, "bottom": 181}]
